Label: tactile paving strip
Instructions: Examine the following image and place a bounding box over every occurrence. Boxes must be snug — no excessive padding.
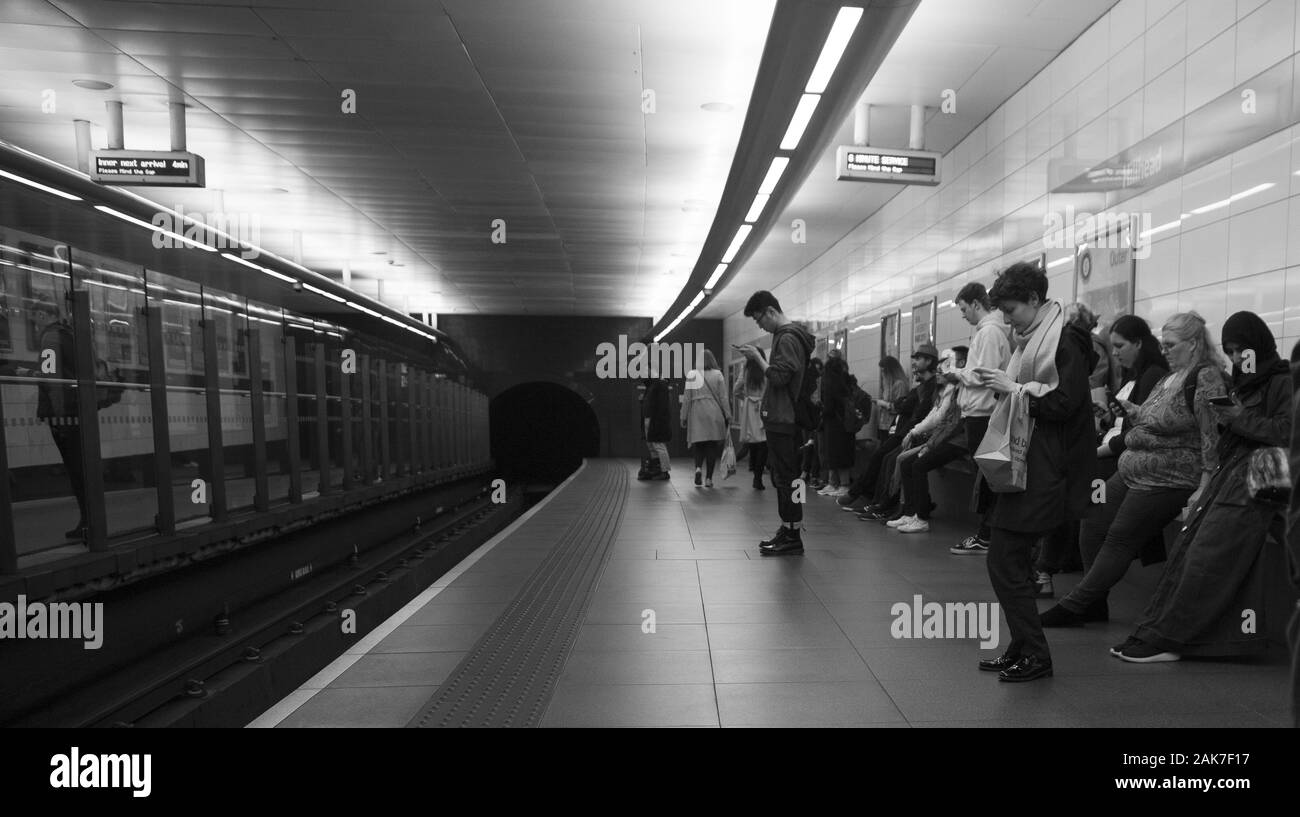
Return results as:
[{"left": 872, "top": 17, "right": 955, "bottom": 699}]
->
[{"left": 407, "top": 461, "right": 628, "bottom": 727}]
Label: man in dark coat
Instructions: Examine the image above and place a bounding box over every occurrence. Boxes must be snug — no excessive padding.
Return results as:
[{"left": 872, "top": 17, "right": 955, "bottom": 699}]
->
[
  {"left": 974, "top": 262, "right": 1097, "bottom": 682},
  {"left": 1289, "top": 352, "right": 1300, "bottom": 727},
  {"left": 640, "top": 370, "right": 672, "bottom": 480}
]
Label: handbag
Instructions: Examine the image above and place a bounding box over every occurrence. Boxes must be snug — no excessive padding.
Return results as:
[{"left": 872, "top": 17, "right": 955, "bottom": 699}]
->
[
  {"left": 720, "top": 435, "right": 737, "bottom": 479},
  {"left": 974, "top": 391, "right": 1034, "bottom": 492},
  {"left": 1246, "top": 446, "right": 1290, "bottom": 506},
  {"left": 843, "top": 396, "right": 865, "bottom": 434}
]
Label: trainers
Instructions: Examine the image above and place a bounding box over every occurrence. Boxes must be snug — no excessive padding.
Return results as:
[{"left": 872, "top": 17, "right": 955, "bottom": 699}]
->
[
  {"left": 837, "top": 493, "right": 862, "bottom": 508},
  {"left": 705, "top": 477, "right": 713, "bottom": 488},
  {"left": 898, "top": 517, "right": 930, "bottom": 533},
  {"left": 949, "top": 535, "right": 989, "bottom": 555},
  {"left": 1034, "top": 571, "right": 1054, "bottom": 598},
  {"left": 694, "top": 471, "right": 702, "bottom": 486},
  {"left": 1117, "top": 641, "right": 1181, "bottom": 663},
  {"left": 830, "top": 486, "right": 849, "bottom": 498},
  {"left": 1109, "top": 636, "right": 1142, "bottom": 657},
  {"left": 886, "top": 514, "right": 917, "bottom": 529}
]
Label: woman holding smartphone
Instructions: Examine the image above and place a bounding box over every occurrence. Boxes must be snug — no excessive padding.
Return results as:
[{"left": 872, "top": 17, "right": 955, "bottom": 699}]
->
[{"left": 1040, "top": 312, "right": 1226, "bottom": 627}]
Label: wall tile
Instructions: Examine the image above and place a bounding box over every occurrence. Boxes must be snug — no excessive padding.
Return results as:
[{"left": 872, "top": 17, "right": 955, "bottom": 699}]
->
[
  {"left": 1179, "top": 220, "right": 1231, "bottom": 290},
  {"left": 1227, "top": 198, "right": 1289, "bottom": 278},
  {"left": 1109, "top": 0, "right": 1147, "bottom": 55},
  {"left": 1225, "top": 268, "right": 1286, "bottom": 336},
  {"left": 1137, "top": 235, "right": 1182, "bottom": 299},
  {"left": 1143, "top": 61, "right": 1186, "bottom": 139},
  {"left": 1184, "top": 29, "right": 1236, "bottom": 113},
  {"left": 1186, "top": 0, "right": 1238, "bottom": 52},
  {"left": 1235, "top": 0, "right": 1296, "bottom": 84},
  {"left": 1144, "top": 3, "right": 1188, "bottom": 83}
]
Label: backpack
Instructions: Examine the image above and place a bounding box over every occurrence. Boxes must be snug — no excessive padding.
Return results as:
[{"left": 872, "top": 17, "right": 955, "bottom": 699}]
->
[
  {"left": 779, "top": 328, "right": 821, "bottom": 431},
  {"left": 844, "top": 384, "right": 869, "bottom": 434}
]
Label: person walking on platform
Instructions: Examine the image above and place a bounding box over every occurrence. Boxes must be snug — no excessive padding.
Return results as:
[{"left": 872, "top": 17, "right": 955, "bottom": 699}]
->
[
  {"left": 681, "top": 349, "right": 730, "bottom": 488},
  {"left": 737, "top": 291, "right": 815, "bottom": 556},
  {"left": 974, "top": 262, "right": 1097, "bottom": 682},
  {"left": 733, "top": 347, "right": 768, "bottom": 490},
  {"left": 640, "top": 366, "right": 672, "bottom": 481}
]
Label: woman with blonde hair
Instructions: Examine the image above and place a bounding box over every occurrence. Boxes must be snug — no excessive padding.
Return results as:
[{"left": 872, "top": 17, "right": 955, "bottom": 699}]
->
[{"left": 681, "top": 348, "right": 730, "bottom": 488}]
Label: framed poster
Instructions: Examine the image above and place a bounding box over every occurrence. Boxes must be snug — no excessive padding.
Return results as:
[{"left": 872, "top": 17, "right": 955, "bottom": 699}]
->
[
  {"left": 911, "top": 298, "right": 936, "bottom": 356},
  {"left": 1074, "top": 219, "right": 1136, "bottom": 324},
  {"left": 880, "top": 310, "right": 900, "bottom": 361}
]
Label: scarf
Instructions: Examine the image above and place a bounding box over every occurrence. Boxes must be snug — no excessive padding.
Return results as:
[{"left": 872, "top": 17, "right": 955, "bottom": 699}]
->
[
  {"left": 1221, "top": 310, "right": 1287, "bottom": 398},
  {"left": 1006, "top": 299, "right": 1064, "bottom": 399}
]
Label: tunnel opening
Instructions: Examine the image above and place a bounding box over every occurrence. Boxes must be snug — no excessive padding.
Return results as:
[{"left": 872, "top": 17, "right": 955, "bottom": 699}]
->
[{"left": 490, "top": 382, "right": 600, "bottom": 485}]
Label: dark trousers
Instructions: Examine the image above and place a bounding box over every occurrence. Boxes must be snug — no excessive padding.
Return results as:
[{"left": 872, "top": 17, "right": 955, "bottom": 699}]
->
[
  {"left": 691, "top": 441, "right": 721, "bottom": 477},
  {"left": 49, "top": 423, "right": 87, "bottom": 523},
  {"left": 748, "top": 441, "right": 768, "bottom": 476},
  {"left": 988, "top": 527, "right": 1051, "bottom": 661},
  {"left": 899, "top": 439, "right": 966, "bottom": 518},
  {"left": 767, "top": 431, "right": 802, "bottom": 525},
  {"left": 850, "top": 432, "right": 903, "bottom": 498},
  {"left": 801, "top": 431, "right": 820, "bottom": 479},
  {"left": 1034, "top": 520, "right": 1081, "bottom": 574},
  {"left": 870, "top": 446, "right": 904, "bottom": 506},
  {"left": 1061, "top": 472, "right": 1190, "bottom": 613}
]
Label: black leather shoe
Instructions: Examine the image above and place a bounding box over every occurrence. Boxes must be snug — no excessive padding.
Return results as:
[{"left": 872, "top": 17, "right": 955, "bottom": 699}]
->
[
  {"left": 978, "top": 651, "right": 1021, "bottom": 672},
  {"left": 759, "top": 526, "right": 789, "bottom": 547},
  {"left": 1039, "top": 603, "right": 1086, "bottom": 628},
  {"left": 759, "top": 528, "right": 803, "bottom": 556},
  {"left": 998, "top": 655, "right": 1053, "bottom": 682}
]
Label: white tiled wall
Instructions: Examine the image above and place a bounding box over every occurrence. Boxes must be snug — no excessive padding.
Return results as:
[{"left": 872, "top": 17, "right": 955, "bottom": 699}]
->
[{"left": 726, "top": 0, "right": 1300, "bottom": 397}]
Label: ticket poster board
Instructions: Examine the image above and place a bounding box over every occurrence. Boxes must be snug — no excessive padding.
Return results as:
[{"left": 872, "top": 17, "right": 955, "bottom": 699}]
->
[{"left": 911, "top": 298, "right": 935, "bottom": 356}]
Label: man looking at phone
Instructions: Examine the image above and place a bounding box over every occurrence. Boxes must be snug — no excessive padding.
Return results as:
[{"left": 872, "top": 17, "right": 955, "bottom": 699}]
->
[
  {"left": 736, "top": 291, "right": 815, "bottom": 555},
  {"left": 945, "top": 282, "right": 1011, "bottom": 554}
]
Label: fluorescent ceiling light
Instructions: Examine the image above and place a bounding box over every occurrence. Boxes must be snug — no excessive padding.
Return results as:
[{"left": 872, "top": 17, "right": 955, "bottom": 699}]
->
[
  {"left": 688, "top": 291, "right": 706, "bottom": 310},
  {"left": 721, "top": 224, "right": 753, "bottom": 264},
  {"left": 758, "top": 157, "right": 789, "bottom": 196},
  {"left": 1045, "top": 256, "right": 1073, "bottom": 269},
  {"left": 95, "top": 205, "right": 216, "bottom": 252},
  {"left": 303, "top": 282, "right": 347, "bottom": 303},
  {"left": 0, "top": 168, "right": 82, "bottom": 201},
  {"left": 345, "top": 300, "right": 382, "bottom": 318},
  {"left": 805, "top": 7, "right": 863, "bottom": 93},
  {"left": 221, "top": 252, "right": 297, "bottom": 284},
  {"left": 744, "top": 194, "right": 770, "bottom": 224},
  {"left": 705, "top": 263, "right": 728, "bottom": 290},
  {"left": 780, "top": 94, "right": 821, "bottom": 151}
]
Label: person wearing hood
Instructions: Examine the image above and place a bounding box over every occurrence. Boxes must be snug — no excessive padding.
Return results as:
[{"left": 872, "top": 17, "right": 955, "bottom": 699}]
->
[
  {"left": 1115, "top": 310, "right": 1293, "bottom": 664},
  {"left": 737, "top": 291, "right": 815, "bottom": 556},
  {"left": 971, "top": 262, "right": 1098, "bottom": 682}
]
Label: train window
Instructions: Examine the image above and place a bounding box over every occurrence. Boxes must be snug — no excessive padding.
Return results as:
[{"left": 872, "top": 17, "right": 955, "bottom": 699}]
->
[{"left": 203, "top": 286, "right": 255, "bottom": 513}]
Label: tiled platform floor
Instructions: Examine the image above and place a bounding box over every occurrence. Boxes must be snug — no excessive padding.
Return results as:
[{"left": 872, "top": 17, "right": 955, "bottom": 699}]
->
[{"left": 250, "top": 458, "right": 1293, "bottom": 728}]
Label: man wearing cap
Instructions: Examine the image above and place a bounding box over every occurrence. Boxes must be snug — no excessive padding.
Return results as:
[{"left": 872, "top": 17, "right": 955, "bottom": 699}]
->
[{"left": 848, "top": 342, "right": 942, "bottom": 519}]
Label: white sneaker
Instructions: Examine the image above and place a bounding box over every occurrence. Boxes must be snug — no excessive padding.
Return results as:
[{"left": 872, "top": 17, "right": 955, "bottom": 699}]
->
[
  {"left": 886, "top": 514, "right": 917, "bottom": 529},
  {"left": 898, "top": 518, "right": 930, "bottom": 533},
  {"left": 816, "top": 485, "right": 836, "bottom": 496},
  {"left": 830, "top": 487, "right": 849, "bottom": 497}
]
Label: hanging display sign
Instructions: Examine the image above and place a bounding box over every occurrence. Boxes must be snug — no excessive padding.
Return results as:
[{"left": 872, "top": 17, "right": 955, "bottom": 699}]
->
[{"left": 89, "top": 150, "right": 206, "bottom": 187}]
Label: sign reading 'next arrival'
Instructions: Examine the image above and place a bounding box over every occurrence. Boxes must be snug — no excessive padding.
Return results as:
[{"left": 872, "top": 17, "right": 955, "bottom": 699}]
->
[{"left": 89, "top": 150, "right": 206, "bottom": 187}]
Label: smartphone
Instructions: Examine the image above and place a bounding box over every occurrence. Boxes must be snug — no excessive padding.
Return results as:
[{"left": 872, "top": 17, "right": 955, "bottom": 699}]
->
[{"left": 1207, "top": 395, "right": 1235, "bottom": 407}]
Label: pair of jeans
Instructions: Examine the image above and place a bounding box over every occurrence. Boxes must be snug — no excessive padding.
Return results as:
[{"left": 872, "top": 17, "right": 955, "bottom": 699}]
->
[
  {"left": 850, "top": 432, "right": 903, "bottom": 498},
  {"left": 691, "top": 441, "right": 721, "bottom": 478},
  {"left": 899, "top": 439, "right": 967, "bottom": 518},
  {"left": 1060, "top": 472, "right": 1191, "bottom": 614},
  {"left": 987, "top": 527, "right": 1051, "bottom": 661},
  {"left": 767, "top": 431, "right": 802, "bottom": 524},
  {"left": 645, "top": 441, "right": 670, "bottom": 472}
]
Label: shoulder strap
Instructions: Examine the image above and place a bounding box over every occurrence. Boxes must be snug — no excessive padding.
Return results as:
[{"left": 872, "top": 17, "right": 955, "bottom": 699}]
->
[
  {"left": 702, "top": 373, "right": 728, "bottom": 420},
  {"left": 1183, "top": 363, "right": 1210, "bottom": 414}
]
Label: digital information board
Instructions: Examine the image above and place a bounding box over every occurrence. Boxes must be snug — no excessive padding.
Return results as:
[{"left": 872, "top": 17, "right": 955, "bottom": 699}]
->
[
  {"left": 836, "top": 146, "right": 941, "bottom": 186},
  {"left": 89, "top": 150, "right": 206, "bottom": 187}
]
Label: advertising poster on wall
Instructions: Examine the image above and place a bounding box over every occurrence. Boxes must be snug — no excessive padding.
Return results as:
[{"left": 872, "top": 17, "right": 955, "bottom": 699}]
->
[
  {"left": 911, "top": 298, "right": 936, "bottom": 355},
  {"left": 1074, "top": 222, "right": 1135, "bottom": 325},
  {"left": 881, "top": 310, "right": 900, "bottom": 361}
]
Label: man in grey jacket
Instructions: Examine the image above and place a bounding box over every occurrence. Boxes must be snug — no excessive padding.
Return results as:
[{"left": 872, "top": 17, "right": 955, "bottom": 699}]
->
[{"left": 737, "top": 291, "right": 815, "bottom": 556}]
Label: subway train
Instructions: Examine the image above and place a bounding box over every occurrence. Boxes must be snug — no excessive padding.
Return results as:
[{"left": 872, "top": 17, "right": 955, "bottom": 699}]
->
[{"left": 0, "top": 142, "right": 500, "bottom": 725}]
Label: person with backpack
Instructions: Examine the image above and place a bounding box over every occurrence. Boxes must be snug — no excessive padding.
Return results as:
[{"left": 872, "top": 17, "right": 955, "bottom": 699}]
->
[
  {"left": 817, "top": 354, "right": 856, "bottom": 497},
  {"left": 737, "top": 291, "right": 815, "bottom": 555},
  {"left": 1039, "top": 311, "right": 1228, "bottom": 628}
]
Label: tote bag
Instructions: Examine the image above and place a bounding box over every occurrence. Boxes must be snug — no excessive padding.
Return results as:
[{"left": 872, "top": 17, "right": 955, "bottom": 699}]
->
[{"left": 974, "top": 391, "right": 1033, "bottom": 492}]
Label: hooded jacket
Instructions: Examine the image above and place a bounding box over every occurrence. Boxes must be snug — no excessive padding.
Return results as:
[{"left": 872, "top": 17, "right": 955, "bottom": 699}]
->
[{"left": 761, "top": 322, "right": 815, "bottom": 434}]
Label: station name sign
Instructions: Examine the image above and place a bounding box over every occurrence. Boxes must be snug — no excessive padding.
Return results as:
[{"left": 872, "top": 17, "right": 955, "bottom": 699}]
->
[
  {"left": 89, "top": 150, "right": 206, "bottom": 187},
  {"left": 836, "top": 146, "right": 940, "bottom": 186}
]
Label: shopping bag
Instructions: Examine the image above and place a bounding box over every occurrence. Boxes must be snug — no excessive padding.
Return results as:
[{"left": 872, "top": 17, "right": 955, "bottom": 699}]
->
[
  {"left": 974, "top": 392, "right": 1033, "bottom": 492},
  {"left": 720, "top": 436, "right": 738, "bottom": 479}
]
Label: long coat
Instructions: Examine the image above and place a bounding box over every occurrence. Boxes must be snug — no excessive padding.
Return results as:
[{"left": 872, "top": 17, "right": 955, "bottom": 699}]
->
[
  {"left": 733, "top": 377, "right": 766, "bottom": 443},
  {"left": 681, "top": 368, "right": 730, "bottom": 445},
  {"left": 1134, "top": 363, "right": 1293, "bottom": 656},
  {"left": 990, "top": 323, "right": 1098, "bottom": 533}
]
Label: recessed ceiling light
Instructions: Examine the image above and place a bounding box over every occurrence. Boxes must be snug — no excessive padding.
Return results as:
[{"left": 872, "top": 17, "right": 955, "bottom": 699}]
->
[
  {"left": 72, "top": 79, "right": 114, "bottom": 91},
  {"left": 371, "top": 251, "right": 387, "bottom": 255},
  {"left": 700, "top": 102, "right": 733, "bottom": 113}
]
